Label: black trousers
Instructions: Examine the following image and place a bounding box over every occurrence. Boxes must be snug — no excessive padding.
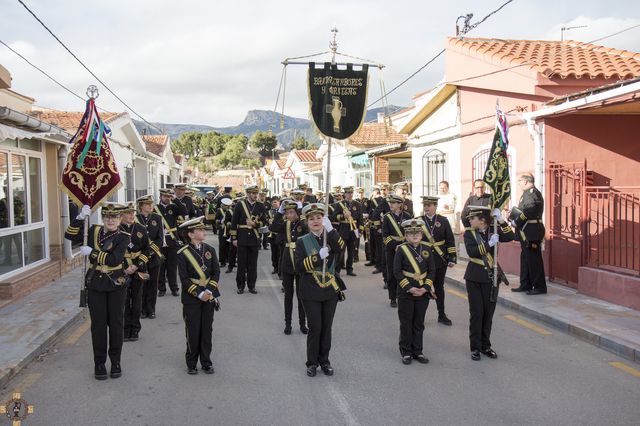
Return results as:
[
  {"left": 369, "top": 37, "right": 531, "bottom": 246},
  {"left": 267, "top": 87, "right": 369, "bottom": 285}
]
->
[
  {"left": 262, "top": 233, "right": 269, "bottom": 249},
  {"left": 375, "top": 232, "right": 387, "bottom": 278},
  {"left": 124, "top": 276, "right": 143, "bottom": 335},
  {"left": 159, "top": 246, "right": 178, "bottom": 292},
  {"left": 302, "top": 297, "right": 338, "bottom": 367},
  {"left": 397, "top": 297, "right": 429, "bottom": 356},
  {"left": 218, "top": 233, "right": 229, "bottom": 266},
  {"left": 87, "top": 287, "right": 126, "bottom": 365},
  {"left": 183, "top": 302, "right": 215, "bottom": 369},
  {"left": 354, "top": 236, "right": 360, "bottom": 262},
  {"left": 283, "top": 272, "right": 306, "bottom": 326},
  {"left": 520, "top": 241, "right": 547, "bottom": 291},
  {"left": 142, "top": 264, "right": 160, "bottom": 316},
  {"left": 433, "top": 266, "right": 448, "bottom": 317},
  {"left": 336, "top": 233, "right": 355, "bottom": 274},
  {"left": 270, "top": 240, "right": 280, "bottom": 271},
  {"left": 465, "top": 280, "right": 497, "bottom": 352},
  {"left": 385, "top": 249, "right": 398, "bottom": 300},
  {"left": 236, "top": 244, "right": 259, "bottom": 290}
]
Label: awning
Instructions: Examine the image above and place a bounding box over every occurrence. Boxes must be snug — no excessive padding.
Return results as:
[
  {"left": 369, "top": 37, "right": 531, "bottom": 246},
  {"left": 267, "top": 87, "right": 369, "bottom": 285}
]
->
[
  {"left": 350, "top": 153, "right": 369, "bottom": 166},
  {"left": 365, "top": 142, "right": 403, "bottom": 156},
  {"left": 0, "top": 122, "right": 68, "bottom": 145}
]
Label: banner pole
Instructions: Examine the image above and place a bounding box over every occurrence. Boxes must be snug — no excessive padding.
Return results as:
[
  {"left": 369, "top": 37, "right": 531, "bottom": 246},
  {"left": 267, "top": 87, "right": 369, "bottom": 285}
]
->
[
  {"left": 493, "top": 218, "right": 498, "bottom": 290},
  {"left": 322, "top": 136, "right": 332, "bottom": 282},
  {"left": 80, "top": 216, "right": 88, "bottom": 307}
]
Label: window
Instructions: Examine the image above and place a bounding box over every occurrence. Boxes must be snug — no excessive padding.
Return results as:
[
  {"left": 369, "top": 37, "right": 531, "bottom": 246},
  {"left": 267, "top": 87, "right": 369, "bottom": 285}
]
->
[
  {"left": 471, "top": 148, "right": 513, "bottom": 193},
  {"left": 422, "top": 149, "right": 447, "bottom": 196},
  {"left": 125, "top": 166, "right": 134, "bottom": 202}
]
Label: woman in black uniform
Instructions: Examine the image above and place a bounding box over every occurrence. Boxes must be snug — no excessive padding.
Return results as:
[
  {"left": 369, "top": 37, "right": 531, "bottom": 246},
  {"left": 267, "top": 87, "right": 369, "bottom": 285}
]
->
[
  {"left": 463, "top": 206, "right": 514, "bottom": 361},
  {"left": 64, "top": 203, "right": 129, "bottom": 380},
  {"left": 295, "top": 203, "right": 346, "bottom": 377}
]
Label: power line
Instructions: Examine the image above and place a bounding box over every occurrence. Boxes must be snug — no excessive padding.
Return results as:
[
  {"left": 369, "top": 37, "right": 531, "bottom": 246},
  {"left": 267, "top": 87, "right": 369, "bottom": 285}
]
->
[
  {"left": 588, "top": 23, "right": 640, "bottom": 44},
  {"left": 16, "top": 0, "right": 164, "bottom": 134}
]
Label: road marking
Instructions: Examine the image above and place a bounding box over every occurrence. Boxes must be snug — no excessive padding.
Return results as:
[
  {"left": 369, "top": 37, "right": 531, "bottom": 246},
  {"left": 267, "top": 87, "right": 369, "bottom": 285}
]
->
[
  {"left": 327, "top": 382, "right": 360, "bottom": 426},
  {"left": 609, "top": 361, "right": 640, "bottom": 378},
  {"left": 65, "top": 317, "right": 91, "bottom": 345},
  {"left": 504, "top": 314, "right": 552, "bottom": 335},
  {"left": 0, "top": 373, "right": 42, "bottom": 403},
  {"left": 446, "top": 288, "right": 468, "bottom": 300}
]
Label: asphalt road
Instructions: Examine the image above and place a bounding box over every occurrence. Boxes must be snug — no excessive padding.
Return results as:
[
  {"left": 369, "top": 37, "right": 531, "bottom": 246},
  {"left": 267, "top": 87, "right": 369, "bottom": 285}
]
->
[{"left": 2, "top": 234, "right": 639, "bottom": 426}]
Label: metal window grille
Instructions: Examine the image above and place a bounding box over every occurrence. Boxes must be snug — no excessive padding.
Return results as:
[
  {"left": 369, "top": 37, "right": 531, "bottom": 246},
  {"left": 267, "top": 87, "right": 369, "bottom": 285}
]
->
[{"left": 422, "top": 149, "right": 447, "bottom": 196}]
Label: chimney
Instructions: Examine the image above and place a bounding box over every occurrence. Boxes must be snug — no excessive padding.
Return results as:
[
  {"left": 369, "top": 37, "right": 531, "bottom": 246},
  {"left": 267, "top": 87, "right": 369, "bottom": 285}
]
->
[{"left": 377, "top": 112, "right": 385, "bottom": 123}]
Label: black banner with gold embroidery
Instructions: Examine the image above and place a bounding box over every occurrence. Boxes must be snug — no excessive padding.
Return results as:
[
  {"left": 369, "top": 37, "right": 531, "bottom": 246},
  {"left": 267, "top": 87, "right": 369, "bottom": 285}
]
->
[
  {"left": 308, "top": 62, "right": 368, "bottom": 140},
  {"left": 482, "top": 109, "right": 511, "bottom": 210}
]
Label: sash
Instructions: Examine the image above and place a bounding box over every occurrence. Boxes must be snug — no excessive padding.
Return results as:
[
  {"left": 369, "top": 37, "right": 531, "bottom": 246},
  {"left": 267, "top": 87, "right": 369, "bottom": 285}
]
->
[
  {"left": 338, "top": 201, "right": 356, "bottom": 231},
  {"left": 240, "top": 200, "right": 260, "bottom": 239},
  {"left": 399, "top": 244, "right": 431, "bottom": 287},
  {"left": 154, "top": 205, "right": 177, "bottom": 243},
  {"left": 420, "top": 219, "right": 446, "bottom": 260},
  {"left": 180, "top": 246, "right": 209, "bottom": 295},
  {"left": 300, "top": 234, "right": 340, "bottom": 292}
]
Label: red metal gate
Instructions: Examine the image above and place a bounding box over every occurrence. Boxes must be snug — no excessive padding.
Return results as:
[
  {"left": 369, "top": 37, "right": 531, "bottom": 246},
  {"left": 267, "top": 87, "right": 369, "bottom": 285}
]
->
[{"left": 548, "top": 160, "right": 587, "bottom": 286}]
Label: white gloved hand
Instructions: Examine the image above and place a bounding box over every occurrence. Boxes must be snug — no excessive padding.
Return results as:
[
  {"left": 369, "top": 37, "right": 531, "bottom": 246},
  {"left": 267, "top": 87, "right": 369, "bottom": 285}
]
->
[
  {"left": 322, "top": 216, "right": 333, "bottom": 232},
  {"left": 488, "top": 234, "right": 500, "bottom": 247},
  {"left": 492, "top": 208, "right": 503, "bottom": 222},
  {"left": 76, "top": 204, "right": 91, "bottom": 220},
  {"left": 354, "top": 229, "right": 360, "bottom": 239},
  {"left": 296, "top": 201, "right": 303, "bottom": 208},
  {"left": 80, "top": 245, "right": 93, "bottom": 256},
  {"left": 319, "top": 246, "right": 330, "bottom": 259},
  {"left": 278, "top": 203, "right": 285, "bottom": 214}
]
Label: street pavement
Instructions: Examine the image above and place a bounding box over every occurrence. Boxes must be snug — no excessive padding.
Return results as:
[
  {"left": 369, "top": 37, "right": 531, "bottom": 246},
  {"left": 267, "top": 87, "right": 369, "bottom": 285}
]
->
[{"left": 1, "top": 234, "right": 639, "bottom": 426}]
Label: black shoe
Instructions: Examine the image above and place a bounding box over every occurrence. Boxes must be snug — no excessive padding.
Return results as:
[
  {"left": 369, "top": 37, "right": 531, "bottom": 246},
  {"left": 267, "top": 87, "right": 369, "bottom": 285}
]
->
[
  {"left": 140, "top": 312, "right": 148, "bottom": 319},
  {"left": 390, "top": 300, "right": 397, "bottom": 308},
  {"left": 248, "top": 288, "right": 257, "bottom": 294},
  {"left": 346, "top": 271, "right": 357, "bottom": 276},
  {"left": 225, "top": 268, "right": 233, "bottom": 273},
  {"left": 511, "top": 287, "right": 530, "bottom": 293},
  {"left": 526, "top": 289, "right": 547, "bottom": 295},
  {"left": 471, "top": 350, "right": 481, "bottom": 361},
  {"left": 281, "top": 287, "right": 285, "bottom": 293},
  {"left": 220, "top": 263, "right": 226, "bottom": 267},
  {"left": 300, "top": 325, "right": 308, "bottom": 334},
  {"left": 129, "top": 331, "right": 139, "bottom": 341},
  {"left": 284, "top": 324, "right": 292, "bottom": 335},
  {"left": 307, "top": 365, "right": 317, "bottom": 377},
  {"left": 187, "top": 367, "right": 198, "bottom": 375},
  {"left": 372, "top": 269, "right": 382, "bottom": 274},
  {"left": 364, "top": 261, "right": 376, "bottom": 266},
  {"left": 413, "top": 354, "right": 429, "bottom": 364},
  {"left": 158, "top": 291, "right": 166, "bottom": 297},
  {"left": 401, "top": 355, "right": 412, "bottom": 365},
  {"left": 237, "top": 289, "right": 244, "bottom": 294},
  {"left": 320, "top": 364, "right": 334, "bottom": 376},
  {"left": 438, "top": 315, "right": 453, "bottom": 326},
  {"left": 94, "top": 364, "right": 108, "bottom": 380},
  {"left": 383, "top": 283, "right": 388, "bottom": 289},
  {"left": 202, "top": 365, "right": 215, "bottom": 374},
  {"left": 171, "top": 290, "right": 179, "bottom": 297},
  {"left": 123, "top": 332, "right": 131, "bottom": 342},
  {"left": 148, "top": 312, "right": 156, "bottom": 319},
  {"left": 110, "top": 363, "right": 122, "bottom": 379},
  {"left": 482, "top": 348, "right": 498, "bottom": 359}
]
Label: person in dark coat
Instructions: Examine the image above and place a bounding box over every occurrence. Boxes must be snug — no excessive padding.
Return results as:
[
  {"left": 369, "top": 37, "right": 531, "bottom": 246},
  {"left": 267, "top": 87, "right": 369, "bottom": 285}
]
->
[
  {"left": 295, "top": 203, "right": 346, "bottom": 377},
  {"left": 177, "top": 216, "right": 221, "bottom": 375},
  {"left": 156, "top": 188, "right": 185, "bottom": 297},
  {"left": 329, "top": 186, "right": 362, "bottom": 276},
  {"left": 136, "top": 195, "right": 164, "bottom": 320},
  {"left": 64, "top": 203, "right": 129, "bottom": 380},
  {"left": 393, "top": 219, "right": 436, "bottom": 365},
  {"left": 382, "top": 195, "right": 413, "bottom": 307},
  {"left": 371, "top": 183, "right": 390, "bottom": 276},
  {"left": 463, "top": 206, "right": 514, "bottom": 361},
  {"left": 461, "top": 179, "right": 492, "bottom": 228}
]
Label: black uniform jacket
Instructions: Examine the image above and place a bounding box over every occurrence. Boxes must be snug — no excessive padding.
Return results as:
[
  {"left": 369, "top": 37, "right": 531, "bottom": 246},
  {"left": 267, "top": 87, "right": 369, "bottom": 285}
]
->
[
  {"left": 329, "top": 199, "right": 363, "bottom": 239},
  {"left": 230, "top": 199, "right": 268, "bottom": 246},
  {"left": 177, "top": 242, "right": 221, "bottom": 305},
  {"left": 136, "top": 212, "right": 164, "bottom": 268},
  {"left": 215, "top": 207, "right": 233, "bottom": 239},
  {"left": 382, "top": 211, "right": 413, "bottom": 252},
  {"left": 417, "top": 214, "right": 456, "bottom": 268},
  {"left": 155, "top": 202, "right": 184, "bottom": 248},
  {"left": 463, "top": 222, "right": 515, "bottom": 284},
  {"left": 295, "top": 229, "right": 345, "bottom": 301},
  {"left": 393, "top": 241, "right": 436, "bottom": 300},
  {"left": 120, "top": 222, "right": 151, "bottom": 273},
  {"left": 174, "top": 195, "right": 196, "bottom": 219},
  {"left": 461, "top": 194, "right": 492, "bottom": 227},
  {"left": 65, "top": 219, "right": 128, "bottom": 292},
  {"left": 270, "top": 214, "right": 308, "bottom": 275},
  {"left": 514, "top": 187, "right": 545, "bottom": 242}
]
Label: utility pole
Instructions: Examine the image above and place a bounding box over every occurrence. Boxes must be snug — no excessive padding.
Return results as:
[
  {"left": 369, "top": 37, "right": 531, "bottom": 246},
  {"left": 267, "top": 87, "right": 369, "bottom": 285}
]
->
[{"left": 561, "top": 25, "right": 587, "bottom": 42}]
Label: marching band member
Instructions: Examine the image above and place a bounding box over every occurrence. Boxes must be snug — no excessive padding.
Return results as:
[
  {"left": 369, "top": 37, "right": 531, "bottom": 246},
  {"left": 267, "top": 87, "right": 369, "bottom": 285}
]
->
[{"left": 382, "top": 194, "right": 413, "bottom": 307}]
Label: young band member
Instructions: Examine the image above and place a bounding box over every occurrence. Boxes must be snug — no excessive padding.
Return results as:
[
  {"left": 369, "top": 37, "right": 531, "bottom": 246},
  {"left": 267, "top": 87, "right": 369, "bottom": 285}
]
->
[
  {"left": 464, "top": 206, "right": 514, "bottom": 361},
  {"left": 137, "top": 195, "right": 164, "bottom": 320},
  {"left": 295, "top": 203, "right": 346, "bottom": 377},
  {"left": 394, "top": 219, "right": 436, "bottom": 365},
  {"left": 65, "top": 203, "right": 129, "bottom": 380},
  {"left": 382, "top": 194, "right": 413, "bottom": 307},
  {"left": 177, "top": 216, "right": 221, "bottom": 375}
]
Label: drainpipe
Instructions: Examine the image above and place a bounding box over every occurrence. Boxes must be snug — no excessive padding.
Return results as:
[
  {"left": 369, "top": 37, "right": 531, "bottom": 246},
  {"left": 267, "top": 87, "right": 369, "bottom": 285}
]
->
[
  {"left": 526, "top": 117, "right": 545, "bottom": 197},
  {"left": 0, "top": 106, "right": 65, "bottom": 132},
  {"left": 58, "top": 144, "right": 73, "bottom": 260}
]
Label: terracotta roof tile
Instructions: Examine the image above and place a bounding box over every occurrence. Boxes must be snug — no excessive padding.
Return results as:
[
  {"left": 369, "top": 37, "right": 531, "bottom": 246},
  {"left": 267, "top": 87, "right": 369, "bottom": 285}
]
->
[
  {"left": 275, "top": 159, "right": 287, "bottom": 169},
  {"left": 447, "top": 37, "right": 640, "bottom": 80},
  {"left": 28, "top": 110, "right": 125, "bottom": 133},
  {"left": 349, "top": 123, "right": 407, "bottom": 146},
  {"left": 293, "top": 150, "right": 320, "bottom": 163},
  {"left": 142, "top": 134, "right": 168, "bottom": 156}
]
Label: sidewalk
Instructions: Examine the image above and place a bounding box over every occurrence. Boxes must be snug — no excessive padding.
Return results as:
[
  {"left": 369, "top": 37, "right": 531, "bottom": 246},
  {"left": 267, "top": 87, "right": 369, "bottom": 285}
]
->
[
  {"left": 0, "top": 267, "right": 85, "bottom": 388},
  {"left": 445, "top": 260, "right": 640, "bottom": 365}
]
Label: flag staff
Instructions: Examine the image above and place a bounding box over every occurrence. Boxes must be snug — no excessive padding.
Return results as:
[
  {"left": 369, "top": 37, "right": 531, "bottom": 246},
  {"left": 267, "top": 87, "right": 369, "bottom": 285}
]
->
[{"left": 493, "top": 99, "right": 500, "bottom": 292}]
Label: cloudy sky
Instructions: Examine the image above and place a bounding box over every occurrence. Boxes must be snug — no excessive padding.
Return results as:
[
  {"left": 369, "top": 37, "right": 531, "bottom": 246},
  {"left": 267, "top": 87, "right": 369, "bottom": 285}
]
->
[{"left": 1, "top": 0, "right": 639, "bottom": 127}]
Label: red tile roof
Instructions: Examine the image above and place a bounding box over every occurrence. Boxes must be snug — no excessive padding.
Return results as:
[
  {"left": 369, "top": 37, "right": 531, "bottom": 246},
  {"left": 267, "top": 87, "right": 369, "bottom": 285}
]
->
[
  {"left": 293, "top": 150, "right": 320, "bottom": 163},
  {"left": 447, "top": 37, "right": 640, "bottom": 80},
  {"left": 28, "top": 110, "right": 125, "bottom": 133},
  {"left": 142, "top": 134, "right": 168, "bottom": 156},
  {"left": 275, "top": 159, "right": 287, "bottom": 169},
  {"left": 349, "top": 123, "right": 407, "bottom": 146}
]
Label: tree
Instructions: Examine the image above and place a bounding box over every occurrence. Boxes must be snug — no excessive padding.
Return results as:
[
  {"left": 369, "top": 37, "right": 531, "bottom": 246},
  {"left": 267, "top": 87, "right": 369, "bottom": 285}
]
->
[
  {"left": 291, "top": 135, "right": 312, "bottom": 150},
  {"left": 200, "top": 132, "right": 228, "bottom": 156},
  {"left": 240, "top": 158, "right": 262, "bottom": 169},
  {"left": 171, "top": 131, "right": 203, "bottom": 159},
  {"left": 249, "top": 130, "right": 277, "bottom": 156},
  {"left": 214, "top": 137, "right": 245, "bottom": 169}
]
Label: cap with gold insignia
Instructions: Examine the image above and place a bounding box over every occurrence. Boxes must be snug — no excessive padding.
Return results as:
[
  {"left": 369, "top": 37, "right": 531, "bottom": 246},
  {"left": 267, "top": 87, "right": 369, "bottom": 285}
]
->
[
  {"left": 179, "top": 216, "right": 206, "bottom": 231},
  {"left": 173, "top": 183, "right": 187, "bottom": 189},
  {"left": 356, "top": 187, "right": 364, "bottom": 193},
  {"left": 283, "top": 199, "right": 299, "bottom": 210},
  {"left": 387, "top": 194, "right": 404, "bottom": 204},
  {"left": 159, "top": 188, "right": 174, "bottom": 196},
  {"left": 206, "top": 191, "right": 215, "bottom": 195},
  {"left": 137, "top": 195, "right": 154, "bottom": 205},
  {"left": 315, "top": 190, "right": 324, "bottom": 196},
  {"left": 235, "top": 191, "right": 245, "bottom": 198},
  {"left": 271, "top": 195, "right": 281, "bottom": 200},
  {"left": 332, "top": 185, "right": 342, "bottom": 192},
  {"left": 379, "top": 183, "right": 390, "bottom": 189},
  {"left": 291, "top": 188, "right": 305, "bottom": 195},
  {"left": 393, "top": 181, "right": 409, "bottom": 190},
  {"left": 245, "top": 185, "right": 259, "bottom": 193},
  {"left": 371, "top": 184, "right": 381, "bottom": 191},
  {"left": 342, "top": 186, "right": 354, "bottom": 193},
  {"left": 101, "top": 202, "right": 125, "bottom": 217},
  {"left": 466, "top": 205, "right": 491, "bottom": 219},
  {"left": 121, "top": 202, "right": 136, "bottom": 214},
  {"left": 401, "top": 218, "right": 425, "bottom": 233},
  {"left": 332, "top": 192, "right": 344, "bottom": 199},
  {"left": 298, "top": 183, "right": 308, "bottom": 190},
  {"left": 302, "top": 203, "right": 326, "bottom": 218},
  {"left": 260, "top": 188, "right": 269, "bottom": 194},
  {"left": 421, "top": 195, "right": 439, "bottom": 205}
]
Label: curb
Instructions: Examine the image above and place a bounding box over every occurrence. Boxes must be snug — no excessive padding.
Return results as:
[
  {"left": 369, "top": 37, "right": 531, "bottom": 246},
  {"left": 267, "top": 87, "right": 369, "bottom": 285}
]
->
[
  {"left": 0, "top": 308, "right": 86, "bottom": 390},
  {"left": 444, "top": 276, "right": 640, "bottom": 365}
]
